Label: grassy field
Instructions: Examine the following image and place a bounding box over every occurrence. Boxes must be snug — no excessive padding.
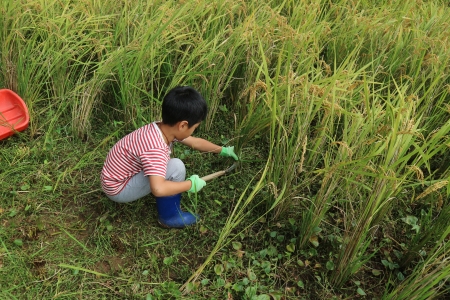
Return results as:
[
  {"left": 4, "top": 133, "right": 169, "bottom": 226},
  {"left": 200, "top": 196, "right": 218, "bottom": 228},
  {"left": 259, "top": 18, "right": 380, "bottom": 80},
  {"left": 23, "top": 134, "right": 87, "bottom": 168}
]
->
[{"left": 1, "top": 0, "right": 449, "bottom": 299}]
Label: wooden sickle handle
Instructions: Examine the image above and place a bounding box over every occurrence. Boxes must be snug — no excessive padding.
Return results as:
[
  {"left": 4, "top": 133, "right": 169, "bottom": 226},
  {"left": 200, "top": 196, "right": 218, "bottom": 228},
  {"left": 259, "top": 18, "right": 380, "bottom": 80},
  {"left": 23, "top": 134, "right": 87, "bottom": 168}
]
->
[{"left": 201, "top": 170, "right": 226, "bottom": 182}]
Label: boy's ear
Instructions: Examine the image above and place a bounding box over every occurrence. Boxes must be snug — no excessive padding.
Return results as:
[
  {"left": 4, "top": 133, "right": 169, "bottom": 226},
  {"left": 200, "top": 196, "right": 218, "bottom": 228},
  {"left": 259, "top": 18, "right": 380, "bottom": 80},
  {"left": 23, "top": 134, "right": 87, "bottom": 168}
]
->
[{"left": 178, "top": 120, "right": 189, "bottom": 131}]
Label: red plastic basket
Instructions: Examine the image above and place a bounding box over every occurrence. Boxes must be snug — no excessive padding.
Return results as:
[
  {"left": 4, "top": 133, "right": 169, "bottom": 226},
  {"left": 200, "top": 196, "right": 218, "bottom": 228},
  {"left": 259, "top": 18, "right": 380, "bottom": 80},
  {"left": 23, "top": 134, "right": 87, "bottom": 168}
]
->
[{"left": 0, "top": 89, "right": 30, "bottom": 140}]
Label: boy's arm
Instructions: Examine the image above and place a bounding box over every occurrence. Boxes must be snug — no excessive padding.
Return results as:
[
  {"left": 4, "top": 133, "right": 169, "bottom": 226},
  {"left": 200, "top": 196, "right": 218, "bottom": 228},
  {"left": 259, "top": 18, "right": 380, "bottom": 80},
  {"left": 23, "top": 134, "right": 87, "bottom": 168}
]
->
[
  {"left": 179, "top": 136, "right": 222, "bottom": 153},
  {"left": 149, "top": 176, "right": 192, "bottom": 197},
  {"left": 180, "top": 136, "right": 239, "bottom": 160}
]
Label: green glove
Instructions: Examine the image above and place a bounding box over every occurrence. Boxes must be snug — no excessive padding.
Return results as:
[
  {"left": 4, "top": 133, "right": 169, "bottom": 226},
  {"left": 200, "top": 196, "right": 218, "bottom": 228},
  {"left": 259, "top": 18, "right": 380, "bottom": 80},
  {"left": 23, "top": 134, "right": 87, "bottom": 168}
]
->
[
  {"left": 187, "top": 175, "right": 206, "bottom": 193},
  {"left": 220, "top": 146, "right": 239, "bottom": 160}
]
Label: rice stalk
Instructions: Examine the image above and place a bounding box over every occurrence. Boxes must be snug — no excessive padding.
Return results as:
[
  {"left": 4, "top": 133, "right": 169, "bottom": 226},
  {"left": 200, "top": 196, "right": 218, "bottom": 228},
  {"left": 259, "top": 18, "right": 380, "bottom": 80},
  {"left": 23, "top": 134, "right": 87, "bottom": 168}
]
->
[
  {"left": 382, "top": 225, "right": 450, "bottom": 300},
  {"left": 329, "top": 73, "right": 450, "bottom": 286},
  {"left": 181, "top": 158, "right": 275, "bottom": 293},
  {"left": 400, "top": 203, "right": 450, "bottom": 269}
]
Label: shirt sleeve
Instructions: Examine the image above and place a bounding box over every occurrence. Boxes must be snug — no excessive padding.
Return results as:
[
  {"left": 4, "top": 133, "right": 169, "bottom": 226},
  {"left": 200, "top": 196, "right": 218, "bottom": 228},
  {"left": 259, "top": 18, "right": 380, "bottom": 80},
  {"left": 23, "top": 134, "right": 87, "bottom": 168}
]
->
[{"left": 140, "top": 148, "right": 170, "bottom": 177}]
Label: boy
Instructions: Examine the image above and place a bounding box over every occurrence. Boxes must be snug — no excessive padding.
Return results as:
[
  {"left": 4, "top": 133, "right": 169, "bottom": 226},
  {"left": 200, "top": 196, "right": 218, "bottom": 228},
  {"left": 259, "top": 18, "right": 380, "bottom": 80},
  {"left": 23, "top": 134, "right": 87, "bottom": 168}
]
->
[{"left": 101, "top": 86, "right": 238, "bottom": 228}]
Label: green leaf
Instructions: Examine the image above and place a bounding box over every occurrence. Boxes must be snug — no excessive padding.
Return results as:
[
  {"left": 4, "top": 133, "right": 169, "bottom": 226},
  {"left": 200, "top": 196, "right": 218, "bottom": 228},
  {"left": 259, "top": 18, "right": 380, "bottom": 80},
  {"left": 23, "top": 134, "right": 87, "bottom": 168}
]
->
[
  {"left": 184, "top": 282, "right": 196, "bottom": 293},
  {"left": 163, "top": 257, "right": 174, "bottom": 265},
  {"left": 214, "top": 264, "right": 224, "bottom": 275},
  {"left": 216, "top": 278, "right": 225, "bottom": 287},
  {"left": 297, "top": 280, "right": 304, "bottom": 288},
  {"left": 199, "top": 225, "right": 208, "bottom": 234},
  {"left": 201, "top": 279, "right": 209, "bottom": 285},
  {"left": 357, "top": 287, "right": 366, "bottom": 296},
  {"left": 14, "top": 239, "right": 23, "bottom": 246},
  {"left": 401, "top": 215, "right": 418, "bottom": 226},
  {"left": 42, "top": 186, "right": 53, "bottom": 191},
  {"left": 326, "top": 260, "right": 335, "bottom": 270},
  {"left": 309, "top": 235, "right": 319, "bottom": 247},
  {"left": 267, "top": 245, "right": 278, "bottom": 256},
  {"left": 286, "top": 243, "right": 295, "bottom": 253},
  {"left": 247, "top": 269, "right": 257, "bottom": 280},
  {"left": 397, "top": 271, "right": 405, "bottom": 281},
  {"left": 232, "top": 241, "right": 242, "bottom": 250},
  {"left": 259, "top": 248, "right": 267, "bottom": 257},
  {"left": 245, "top": 286, "right": 257, "bottom": 298},
  {"left": 312, "top": 226, "right": 322, "bottom": 233},
  {"left": 372, "top": 269, "right": 382, "bottom": 276},
  {"left": 255, "top": 295, "right": 270, "bottom": 300},
  {"left": 268, "top": 291, "right": 283, "bottom": 300},
  {"left": 261, "top": 261, "right": 271, "bottom": 273},
  {"left": 219, "top": 105, "right": 228, "bottom": 112}
]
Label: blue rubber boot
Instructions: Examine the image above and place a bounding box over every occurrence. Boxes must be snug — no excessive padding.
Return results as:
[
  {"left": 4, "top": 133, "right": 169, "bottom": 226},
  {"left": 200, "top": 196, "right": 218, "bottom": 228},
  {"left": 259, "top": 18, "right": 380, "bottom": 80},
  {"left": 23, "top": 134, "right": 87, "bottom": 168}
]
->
[{"left": 155, "top": 194, "right": 199, "bottom": 228}]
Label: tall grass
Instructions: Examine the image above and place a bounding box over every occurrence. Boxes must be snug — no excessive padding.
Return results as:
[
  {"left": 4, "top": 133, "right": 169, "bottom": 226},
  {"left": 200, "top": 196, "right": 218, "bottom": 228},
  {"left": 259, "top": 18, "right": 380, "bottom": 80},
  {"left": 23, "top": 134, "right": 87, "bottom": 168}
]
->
[{"left": 1, "top": 0, "right": 449, "bottom": 296}]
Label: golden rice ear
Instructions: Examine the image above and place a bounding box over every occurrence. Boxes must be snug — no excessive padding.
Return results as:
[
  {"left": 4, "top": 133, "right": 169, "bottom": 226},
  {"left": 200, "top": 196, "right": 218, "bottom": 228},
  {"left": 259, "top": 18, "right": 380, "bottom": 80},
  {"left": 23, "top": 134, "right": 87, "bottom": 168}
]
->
[{"left": 415, "top": 180, "right": 449, "bottom": 201}]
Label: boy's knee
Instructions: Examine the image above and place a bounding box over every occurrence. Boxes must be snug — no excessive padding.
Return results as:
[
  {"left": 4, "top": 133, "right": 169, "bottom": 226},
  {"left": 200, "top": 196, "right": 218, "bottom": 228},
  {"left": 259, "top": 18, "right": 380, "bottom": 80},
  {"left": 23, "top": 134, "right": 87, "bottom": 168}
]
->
[{"left": 166, "top": 158, "right": 186, "bottom": 182}]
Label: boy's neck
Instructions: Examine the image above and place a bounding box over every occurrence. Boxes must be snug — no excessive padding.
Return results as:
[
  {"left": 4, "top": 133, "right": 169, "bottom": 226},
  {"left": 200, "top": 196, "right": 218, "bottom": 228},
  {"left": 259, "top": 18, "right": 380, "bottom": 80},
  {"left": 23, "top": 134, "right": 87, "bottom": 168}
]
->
[{"left": 157, "top": 122, "right": 173, "bottom": 145}]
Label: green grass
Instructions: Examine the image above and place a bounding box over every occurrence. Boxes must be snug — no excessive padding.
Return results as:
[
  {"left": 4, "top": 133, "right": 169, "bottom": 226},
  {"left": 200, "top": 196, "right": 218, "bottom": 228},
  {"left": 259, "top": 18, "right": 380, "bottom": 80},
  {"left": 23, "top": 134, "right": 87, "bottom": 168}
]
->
[{"left": 1, "top": 0, "right": 449, "bottom": 299}]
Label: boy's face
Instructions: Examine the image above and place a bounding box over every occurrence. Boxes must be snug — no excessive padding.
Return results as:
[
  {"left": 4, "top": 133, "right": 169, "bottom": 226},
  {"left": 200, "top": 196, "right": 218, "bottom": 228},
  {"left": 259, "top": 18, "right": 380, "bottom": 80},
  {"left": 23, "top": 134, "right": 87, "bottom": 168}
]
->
[{"left": 176, "top": 121, "right": 200, "bottom": 140}]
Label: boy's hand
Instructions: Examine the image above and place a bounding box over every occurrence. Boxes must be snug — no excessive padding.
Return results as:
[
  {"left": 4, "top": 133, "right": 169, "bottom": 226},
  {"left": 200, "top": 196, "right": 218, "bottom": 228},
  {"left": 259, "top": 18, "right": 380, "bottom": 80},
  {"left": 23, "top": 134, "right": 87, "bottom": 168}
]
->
[
  {"left": 220, "top": 146, "right": 239, "bottom": 160},
  {"left": 188, "top": 175, "right": 206, "bottom": 193}
]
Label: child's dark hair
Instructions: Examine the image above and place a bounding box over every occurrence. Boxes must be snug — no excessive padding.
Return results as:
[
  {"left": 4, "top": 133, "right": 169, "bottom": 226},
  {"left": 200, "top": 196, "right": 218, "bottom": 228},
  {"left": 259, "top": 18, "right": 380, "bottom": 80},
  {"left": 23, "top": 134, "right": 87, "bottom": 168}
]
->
[{"left": 162, "top": 86, "right": 208, "bottom": 127}]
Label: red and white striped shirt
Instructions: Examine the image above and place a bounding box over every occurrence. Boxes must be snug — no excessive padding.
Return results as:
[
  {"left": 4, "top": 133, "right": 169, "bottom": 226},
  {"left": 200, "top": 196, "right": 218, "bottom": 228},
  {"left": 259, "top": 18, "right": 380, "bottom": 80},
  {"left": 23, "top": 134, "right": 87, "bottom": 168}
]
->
[{"left": 101, "top": 122, "right": 172, "bottom": 196}]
